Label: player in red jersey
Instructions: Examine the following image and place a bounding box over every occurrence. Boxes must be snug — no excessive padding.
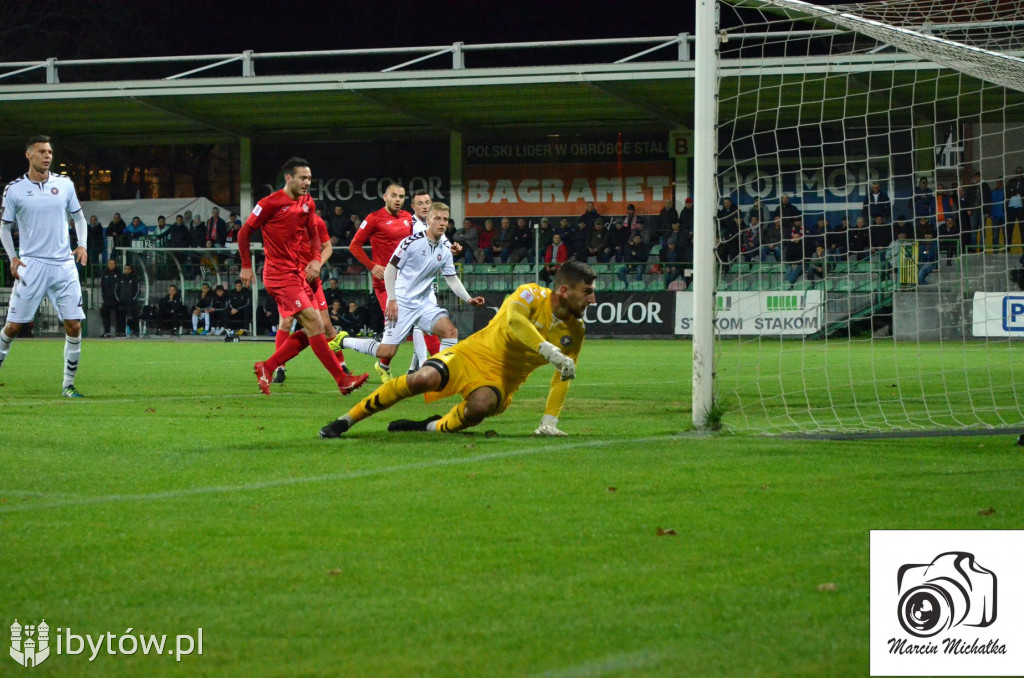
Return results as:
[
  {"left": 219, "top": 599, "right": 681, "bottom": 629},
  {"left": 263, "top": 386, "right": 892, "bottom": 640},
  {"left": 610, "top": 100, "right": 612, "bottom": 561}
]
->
[
  {"left": 269, "top": 214, "right": 361, "bottom": 384},
  {"left": 238, "top": 157, "right": 368, "bottom": 396},
  {"left": 346, "top": 183, "right": 417, "bottom": 382}
]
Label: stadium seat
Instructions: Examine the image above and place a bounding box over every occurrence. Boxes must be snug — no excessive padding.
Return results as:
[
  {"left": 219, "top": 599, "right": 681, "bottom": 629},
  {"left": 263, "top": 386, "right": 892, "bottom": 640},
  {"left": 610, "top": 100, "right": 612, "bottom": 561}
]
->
[
  {"left": 648, "top": 279, "right": 667, "bottom": 291},
  {"left": 627, "top": 280, "right": 647, "bottom": 292}
]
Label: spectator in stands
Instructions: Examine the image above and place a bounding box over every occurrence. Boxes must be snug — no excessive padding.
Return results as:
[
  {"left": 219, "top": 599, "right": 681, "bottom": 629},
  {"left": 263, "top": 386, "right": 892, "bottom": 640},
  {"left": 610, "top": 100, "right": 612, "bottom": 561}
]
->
[
  {"left": 774, "top": 194, "right": 802, "bottom": 234},
  {"left": 339, "top": 301, "right": 365, "bottom": 337},
  {"left": 617, "top": 232, "right": 649, "bottom": 284},
  {"left": 107, "top": 212, "right": 128, "bottom": 248},
  {"left": 456, "top": 218, "right": 479, "bottom": 263},
  {"left": 848, "top": 216, "right": 871, "bottom": 261},
  {"left": 747, "top": 197, "right": 769, "bottom": 229},
  {"left": 86, "top": 215, "right": 104, "bottom": 263},
  {"left": 631, "top": 219, "right": 653, "bottom": 246},
  {"left": 580, "top": 201, "right": 601, "bottom": 229},
  {"left": 189, "top": 214, "right": 206, "bottom": 247},
  {"left": 991, "top": 179, "right": 1007, "bottom": 248},
  {"left": 323, "top": 277, "right": 345, "bottom": 309},
  {"left": 477, "top": 218, "right": 495, "bottom": 263},
  {"left": 658, "top": 200, "right": 677, "bottom": 237},
  {"left": 716, "top": 201, "right": 741, "bottom": 272},
  {"left": 740, "top": 216, "right": 760, "bottom": 262},
  {"left": 328, "top": 205, "right": 347, "bottom": 246},
  {"left": 571, "top": 218, "right": 591, "bottom": 256},
  {"left": 492, "top": 217, "right": 514, "bottom": 263},
  {"left": 225, "top": 216, "right": 241, "bottom": 244},
  {"left": 256, "top": 292, "right": 278, "bottom": 335},
  {"left": 805, "top": 245, "right": 827, "bottom": 282},
  {"left": 826, "top": 214, "right": 848, "bottom": 256},
  {"left": 608, "top": 218, "right": 631, "bottom": 262},
  {"left": 191, "top": 282, "right": 213, "bottom": 335},
  {"left": 913, "top": 216, "right": 931, "bottom": 240},
  {"left": 783, "top": 229, "right": 806, "bottom": 286},
  {"left": 937, "top": 215, "right": 960, "bottom": 263},
  {"left": 805, "top": 215, "right": 826, "bottom": 252},
  {"left": 541, "top": 232, "right": 568, "bottom": 284},
  {"left": 679, "top": 197, "right": 694, "bottom": 242},
  {"left": 660, "top": 218, "right": 682, "bottom": 250},
  {"left": 935, "top": 183, "right": 958, "bottom": 228},
  {"left": 886, "top": 230, "right": 910, "bottom": 280},
  {"left": 661, "top": 240, "right": 682, "bottom": 287},
  {"left": 328, "top": 299, "right": 345, "bottom": 333},
  {"left": 917, "top": 231, "right": 939, "bottom": 284},
  {"left": 208, "top": 284, "right": 229, "bottom": 335},
  {"left": 863, "top": 181, "right": 892, "bottom": 227},
  {"left": 125, "top": 216, "right": 147, "bottom": 240},
  {"left": 958, "top": 182, "right": 981, "bottom": 248},
  {"left": 556, "top": 220, "right": 576, "bottom": 260},
  {"left": 760, "top": 215, "right": 782, "bottom": 262},
  {"left": 585, "top": 218, "right": 610, "bottom": 262},
  {"left": 976, "top": 172, "right": 992, "bottom": 236},
  {"left": 205, "top": 207, "right": 228, "bottom": 247},
  {"left": 622, "top": 203, "right": 643, "bottom": 232},
  {"left": 226, "top": 280, "right": 251, "bottom": 334},
  {"left": 156, "top": 284, "right": 187, "bottom": 335},
  {"left": 182, "top": 209, "right": 193, "bottom": 226},
  {"left": 169, "top": 215, "right": 190, "bottom": 248},
  {"left": 870, "top": 214, "right": 893, "bottom": 258},
  {"left": 115, "top": 262, "right": 140, "bottom": 337},
  {"left": 152, "top": 215, "right": 170, "bottom": 246},
  {"left": 913, "top": 177, "right": 934, "bottom": 224},
  {"left": 99, "top": 259, "right": 120, "bottom": 337},
  {"left": 507, "top": 217, "right": 534, "bottom": 263},
  {"left": 826, "top": 235, "right": 843, "bottom": 265},
  {"left": 1007, "top": 166, "right": 1024, "bottom": 246},
  {"left": 536, "top": 217, "right": 553, "bottom": 252}
]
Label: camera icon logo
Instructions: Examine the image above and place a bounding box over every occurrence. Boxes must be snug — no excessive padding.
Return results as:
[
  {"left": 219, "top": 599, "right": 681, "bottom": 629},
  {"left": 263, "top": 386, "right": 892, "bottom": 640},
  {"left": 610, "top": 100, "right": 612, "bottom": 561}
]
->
[{"left": 897, "top": 552, "right": 997, "bottom": 638}]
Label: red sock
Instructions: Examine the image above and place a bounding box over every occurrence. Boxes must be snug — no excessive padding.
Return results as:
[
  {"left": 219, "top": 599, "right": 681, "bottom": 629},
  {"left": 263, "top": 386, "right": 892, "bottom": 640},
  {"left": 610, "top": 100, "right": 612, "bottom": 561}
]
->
[
  {"left": 424, "top": 334, "right": 441, "bottom": 356},
  {"left": 265, "top": 331, "right": 309, "bottom": 371},
  {"left": 380, "top": 355, "right": 391, "bottom": 367},
  {"left": 309, "top": 333, "right": 347, "bottom": 383},
  {"left": 275, "top": 329, "right": 290, "bottom": 351}
]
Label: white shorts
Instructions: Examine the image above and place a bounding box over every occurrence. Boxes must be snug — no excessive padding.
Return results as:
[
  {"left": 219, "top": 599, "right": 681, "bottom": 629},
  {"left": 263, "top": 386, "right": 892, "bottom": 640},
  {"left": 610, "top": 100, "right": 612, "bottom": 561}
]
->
[
  {"left": 381, "top": 300, "right": 448, "bottom": 346},
  {"left": 6, "top": 257, "right": 85, "bottom": 324}
]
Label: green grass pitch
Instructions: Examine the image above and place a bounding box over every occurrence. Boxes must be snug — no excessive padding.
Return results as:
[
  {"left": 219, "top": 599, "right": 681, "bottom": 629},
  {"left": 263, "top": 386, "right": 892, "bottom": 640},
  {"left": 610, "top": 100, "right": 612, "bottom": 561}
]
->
[{"left": 2, "top": 337, "right": 1022, "bottom": 676}]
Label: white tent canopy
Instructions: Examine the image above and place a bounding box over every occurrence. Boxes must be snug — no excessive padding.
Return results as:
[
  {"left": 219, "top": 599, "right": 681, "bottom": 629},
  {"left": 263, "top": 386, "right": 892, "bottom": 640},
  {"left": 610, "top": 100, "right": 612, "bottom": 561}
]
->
[{"left": 79, "top": 197, "right": 233, "bottom": 232}]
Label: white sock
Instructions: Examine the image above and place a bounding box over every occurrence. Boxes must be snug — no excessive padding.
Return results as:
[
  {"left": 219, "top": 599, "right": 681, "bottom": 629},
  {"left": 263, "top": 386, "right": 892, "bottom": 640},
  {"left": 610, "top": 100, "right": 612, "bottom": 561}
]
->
[
  {"left": 192, "top": 314, "right": 199, "bottom": 331},
  {"left": 203, "top": 313, "right": 210, "bottom": 331},
  {"left": 0, "top": 329, "right": 13, "bottom": 368},
  {"left": 410, "top": 328, "right": 428, "bottom": 371},
  {"left": 344, "top": 337, "right": 381, "bottom": 358},
  {"left": 440, "top": 337, "right": 457, "bottom": 351},
  {"left": 427, "top": 420, "right": 439, "bottom": 432},
  {"left": 63, "top": 334, "right": 82, "bottom": 388}
]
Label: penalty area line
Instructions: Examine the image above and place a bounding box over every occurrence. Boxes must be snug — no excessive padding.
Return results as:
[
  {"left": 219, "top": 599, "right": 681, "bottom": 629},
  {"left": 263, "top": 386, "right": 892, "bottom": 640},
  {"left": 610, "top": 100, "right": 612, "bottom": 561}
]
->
[{"left": 0, "top": 434, "right": 681, "bottom": 514}]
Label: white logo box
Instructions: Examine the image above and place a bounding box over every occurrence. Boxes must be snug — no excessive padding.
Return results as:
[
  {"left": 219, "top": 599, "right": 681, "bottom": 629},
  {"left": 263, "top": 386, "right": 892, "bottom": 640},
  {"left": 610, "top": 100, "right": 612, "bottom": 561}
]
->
[{"left": 870, "top": 530, "right": 1024, "bottom": 676}]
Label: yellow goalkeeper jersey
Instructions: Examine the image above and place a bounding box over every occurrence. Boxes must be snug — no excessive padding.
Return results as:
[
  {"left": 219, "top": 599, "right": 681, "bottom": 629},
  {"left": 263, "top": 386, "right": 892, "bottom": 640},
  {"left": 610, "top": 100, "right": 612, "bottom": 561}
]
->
[{"left": 426, "top": 283, "right": 586, "bottom": 417}]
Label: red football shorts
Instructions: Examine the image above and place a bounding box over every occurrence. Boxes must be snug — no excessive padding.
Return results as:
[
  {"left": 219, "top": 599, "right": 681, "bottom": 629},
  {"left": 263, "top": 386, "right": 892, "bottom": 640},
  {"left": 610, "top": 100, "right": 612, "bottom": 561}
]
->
[{"left": 265, "top": 274, "right": 314, "bottom": 318}]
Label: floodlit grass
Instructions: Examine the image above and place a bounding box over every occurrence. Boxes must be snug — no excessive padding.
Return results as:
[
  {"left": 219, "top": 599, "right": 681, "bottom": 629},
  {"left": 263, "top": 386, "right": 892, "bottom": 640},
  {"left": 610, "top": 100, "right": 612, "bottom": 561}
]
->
[{"left": 1, "top": 337, "right": 1022, "bottom": 676}]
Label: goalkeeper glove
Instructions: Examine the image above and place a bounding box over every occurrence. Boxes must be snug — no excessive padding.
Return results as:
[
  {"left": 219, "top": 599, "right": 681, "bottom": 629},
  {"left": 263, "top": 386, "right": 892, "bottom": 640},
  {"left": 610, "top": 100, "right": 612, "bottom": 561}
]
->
[
  {"left": 537, "top": 341, "right": 576, "bottom": 381},
  {"left": 534, "top": 414, "right": 567, "bottom": 436}
]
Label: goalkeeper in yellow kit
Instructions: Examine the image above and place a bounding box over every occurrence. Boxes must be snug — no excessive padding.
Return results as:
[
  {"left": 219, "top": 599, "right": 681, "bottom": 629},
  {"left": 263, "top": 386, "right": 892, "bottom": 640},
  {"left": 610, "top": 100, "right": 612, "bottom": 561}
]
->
[{"left": 319, "top": 259, "right": 596, "bottom": 438}]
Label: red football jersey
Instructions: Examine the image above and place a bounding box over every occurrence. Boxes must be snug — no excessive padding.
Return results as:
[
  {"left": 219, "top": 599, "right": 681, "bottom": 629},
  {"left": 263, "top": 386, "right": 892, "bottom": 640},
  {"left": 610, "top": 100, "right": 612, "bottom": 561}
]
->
[
  {"left": 239, "top": 189, "right": 319, "bottom": 279},
  {"left": 349, "top": 206, "right": 414, "bottom": 281},
  {"left": 297, "top": 215, "right": 331, "bottom": 268}
]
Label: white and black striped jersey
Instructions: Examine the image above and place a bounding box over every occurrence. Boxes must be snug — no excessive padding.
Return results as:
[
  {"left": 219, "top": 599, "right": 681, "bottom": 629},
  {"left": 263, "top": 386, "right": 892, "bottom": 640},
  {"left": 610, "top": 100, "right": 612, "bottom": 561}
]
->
[{"left": 1, "top": 173, "right": 82, "bottom": 262}]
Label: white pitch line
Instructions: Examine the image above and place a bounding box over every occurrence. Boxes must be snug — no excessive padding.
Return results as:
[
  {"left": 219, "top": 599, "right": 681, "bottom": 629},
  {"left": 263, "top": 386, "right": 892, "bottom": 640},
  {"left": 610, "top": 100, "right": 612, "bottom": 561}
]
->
[
  {"left": 0, "top": 434, "right": 682, "bottom": 514},
  {"left": 531, "top": 649, "right": 667, "bottom": 678}
]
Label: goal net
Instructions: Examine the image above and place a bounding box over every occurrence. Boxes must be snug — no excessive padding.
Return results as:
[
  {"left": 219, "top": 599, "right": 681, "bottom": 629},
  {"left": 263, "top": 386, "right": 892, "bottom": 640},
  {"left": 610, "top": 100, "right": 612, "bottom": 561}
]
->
[{"left": 704, "top": 0, "right": 1024, "bottom": 433}]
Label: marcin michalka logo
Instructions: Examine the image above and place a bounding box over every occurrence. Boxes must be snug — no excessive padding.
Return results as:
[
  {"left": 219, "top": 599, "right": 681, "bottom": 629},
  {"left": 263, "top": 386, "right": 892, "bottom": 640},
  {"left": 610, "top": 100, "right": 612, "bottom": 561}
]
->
[
  {"left": 870, "top": 531, "right": 1024, "bottom": 677},
  {"left": 10, "top": 619, "right": 50, "bottom": 668}
]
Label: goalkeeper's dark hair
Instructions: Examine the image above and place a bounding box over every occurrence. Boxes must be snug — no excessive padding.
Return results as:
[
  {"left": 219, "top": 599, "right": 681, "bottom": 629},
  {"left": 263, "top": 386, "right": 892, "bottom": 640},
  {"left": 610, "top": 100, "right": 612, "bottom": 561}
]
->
[
  {"left": 412, "top": 188, "right": 430, "bottom": 198},
  {"left": 281, "top": 157, "right": 310, "bottom": 175},
  {"left": 553, "top": 259, "right": 596, "bottom": 288},
  {"left": 26, "top": 135, "right": 51, "bottom": 149}
]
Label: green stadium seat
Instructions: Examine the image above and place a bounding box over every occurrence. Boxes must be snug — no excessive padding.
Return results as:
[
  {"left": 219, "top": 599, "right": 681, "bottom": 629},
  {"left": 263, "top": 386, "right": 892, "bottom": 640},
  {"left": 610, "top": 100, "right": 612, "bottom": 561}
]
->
[
  {"left": 648, "top": 279, "right": 667, "bottom": 291},
  {"left": 627, "top": 280, "right": 647, "bottom": 292}
]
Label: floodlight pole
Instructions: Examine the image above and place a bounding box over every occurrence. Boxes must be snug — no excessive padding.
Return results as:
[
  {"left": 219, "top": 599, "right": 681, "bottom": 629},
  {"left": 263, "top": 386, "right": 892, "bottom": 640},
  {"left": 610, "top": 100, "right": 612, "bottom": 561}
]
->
[{"left": 692, "top": 0, "right": 718, "bottom": 429}]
